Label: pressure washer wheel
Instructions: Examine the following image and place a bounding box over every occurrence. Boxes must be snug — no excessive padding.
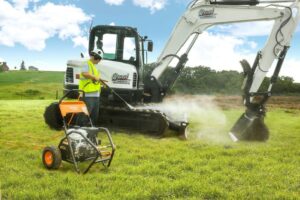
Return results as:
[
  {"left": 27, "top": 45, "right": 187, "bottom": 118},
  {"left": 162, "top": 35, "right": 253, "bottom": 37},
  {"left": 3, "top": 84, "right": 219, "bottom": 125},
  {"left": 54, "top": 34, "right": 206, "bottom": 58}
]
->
[{"left": 42, "top": 146, "right": 62, "bottom": 169}]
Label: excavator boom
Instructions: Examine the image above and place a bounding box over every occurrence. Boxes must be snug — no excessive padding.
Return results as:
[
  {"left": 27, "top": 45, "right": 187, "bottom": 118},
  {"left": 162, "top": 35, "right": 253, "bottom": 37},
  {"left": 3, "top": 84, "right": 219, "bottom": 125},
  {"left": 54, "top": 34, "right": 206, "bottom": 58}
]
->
[{"left": 145, "top": 0, "right": 299, "bottom": 140}]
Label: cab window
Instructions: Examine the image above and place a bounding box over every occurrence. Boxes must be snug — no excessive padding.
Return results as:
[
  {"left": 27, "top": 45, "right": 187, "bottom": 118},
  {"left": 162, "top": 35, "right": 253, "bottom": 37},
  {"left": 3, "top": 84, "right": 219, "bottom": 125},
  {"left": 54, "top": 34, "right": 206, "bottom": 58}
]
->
[
  {"left": 94, "top": 33, "right": 117, "bottom": 60},
  {"left": 123, "top": 37, "right": 136, "bottom": 61}
]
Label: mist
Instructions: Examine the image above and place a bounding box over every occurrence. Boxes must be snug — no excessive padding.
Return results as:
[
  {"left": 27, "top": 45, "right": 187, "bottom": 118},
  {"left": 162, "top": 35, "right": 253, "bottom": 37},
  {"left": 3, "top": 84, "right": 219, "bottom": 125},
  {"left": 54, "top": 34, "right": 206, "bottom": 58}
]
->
[{"left": 139, "top": 95, "right": 232, "bottom": 143}]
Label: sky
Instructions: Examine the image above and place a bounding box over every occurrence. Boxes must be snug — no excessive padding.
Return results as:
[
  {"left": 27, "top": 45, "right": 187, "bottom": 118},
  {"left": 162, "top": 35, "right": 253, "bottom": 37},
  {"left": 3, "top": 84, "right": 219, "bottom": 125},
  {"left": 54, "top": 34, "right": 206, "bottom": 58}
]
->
[{"left": 0, "top": 0, "right": 300, "bottom": 82}]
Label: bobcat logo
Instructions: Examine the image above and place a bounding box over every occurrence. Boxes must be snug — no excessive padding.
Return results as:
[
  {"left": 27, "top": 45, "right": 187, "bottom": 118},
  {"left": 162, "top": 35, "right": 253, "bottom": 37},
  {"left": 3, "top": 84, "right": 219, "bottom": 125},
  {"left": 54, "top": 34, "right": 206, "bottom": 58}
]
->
[
  {"left": 112, "top": 73, "right": 130, "bottom": 85},
  {"left": 199, "top": 6, "right": 216, "bottom": 18}
]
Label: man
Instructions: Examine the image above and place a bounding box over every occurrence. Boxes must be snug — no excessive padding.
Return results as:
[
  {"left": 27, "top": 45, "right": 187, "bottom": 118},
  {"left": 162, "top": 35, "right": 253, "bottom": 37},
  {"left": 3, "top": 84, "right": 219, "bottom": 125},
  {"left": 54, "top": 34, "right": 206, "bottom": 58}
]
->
[{"left": 78, "top": 49, "right": 104, "bottom": 126}]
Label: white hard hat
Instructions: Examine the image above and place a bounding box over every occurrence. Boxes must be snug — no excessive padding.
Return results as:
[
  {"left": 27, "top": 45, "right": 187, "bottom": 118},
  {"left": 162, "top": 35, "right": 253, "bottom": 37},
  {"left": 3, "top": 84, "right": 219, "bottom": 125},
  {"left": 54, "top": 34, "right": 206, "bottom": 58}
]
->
[{"left": 90, "top": 49, "right": 103, "bottom": 59}]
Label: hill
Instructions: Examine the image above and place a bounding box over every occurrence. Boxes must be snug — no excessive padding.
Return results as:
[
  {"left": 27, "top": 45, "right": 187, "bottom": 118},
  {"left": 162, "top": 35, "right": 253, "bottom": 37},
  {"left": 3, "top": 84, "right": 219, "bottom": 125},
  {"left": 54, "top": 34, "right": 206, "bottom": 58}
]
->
[
  {"left": 1, "top": 66, "right": 300, "bottom": 100},
  {"left": 0, "top": 71, "right": 64, "bottom": 100}
]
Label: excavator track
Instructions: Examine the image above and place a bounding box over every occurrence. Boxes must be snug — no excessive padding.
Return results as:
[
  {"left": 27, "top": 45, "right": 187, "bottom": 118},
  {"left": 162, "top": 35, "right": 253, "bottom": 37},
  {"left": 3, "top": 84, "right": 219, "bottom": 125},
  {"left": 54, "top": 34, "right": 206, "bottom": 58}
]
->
[
  {"left": 44, "top": 101, "right": 188, "bottom": 138},
  {"left": 98, "top": 105, "right": 188, "bottom": 137}
]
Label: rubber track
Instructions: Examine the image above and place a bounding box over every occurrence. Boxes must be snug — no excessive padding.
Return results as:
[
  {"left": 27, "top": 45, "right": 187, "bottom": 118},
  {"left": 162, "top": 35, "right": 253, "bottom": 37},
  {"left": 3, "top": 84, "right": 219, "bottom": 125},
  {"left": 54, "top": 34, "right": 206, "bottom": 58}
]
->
[{"left": 98, "top": 105, "right": 171, "bottom": 135}]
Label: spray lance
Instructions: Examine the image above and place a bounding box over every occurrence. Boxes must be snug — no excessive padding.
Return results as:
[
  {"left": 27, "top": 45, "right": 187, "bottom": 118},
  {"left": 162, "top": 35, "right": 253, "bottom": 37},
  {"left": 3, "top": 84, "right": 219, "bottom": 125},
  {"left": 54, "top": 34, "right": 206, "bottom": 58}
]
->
[{"left": 97, "top": 79, "right": 135, "bottom": 110}]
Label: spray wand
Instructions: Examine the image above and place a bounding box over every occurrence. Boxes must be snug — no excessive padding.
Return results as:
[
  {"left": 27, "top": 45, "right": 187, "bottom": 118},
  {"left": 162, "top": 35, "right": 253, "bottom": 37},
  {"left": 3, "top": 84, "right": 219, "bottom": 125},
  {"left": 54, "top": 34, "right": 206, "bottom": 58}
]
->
[{"left": 98, "top": 79, "right": 135, "bottom": 110}]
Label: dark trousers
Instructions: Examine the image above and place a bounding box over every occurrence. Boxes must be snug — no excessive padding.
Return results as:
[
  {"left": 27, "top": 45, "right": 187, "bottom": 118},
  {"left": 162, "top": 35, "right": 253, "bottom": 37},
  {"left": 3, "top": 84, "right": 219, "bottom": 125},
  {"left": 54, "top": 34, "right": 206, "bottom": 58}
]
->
[{"left": 77, "top": 97, "right": 100, "bottom": 126}]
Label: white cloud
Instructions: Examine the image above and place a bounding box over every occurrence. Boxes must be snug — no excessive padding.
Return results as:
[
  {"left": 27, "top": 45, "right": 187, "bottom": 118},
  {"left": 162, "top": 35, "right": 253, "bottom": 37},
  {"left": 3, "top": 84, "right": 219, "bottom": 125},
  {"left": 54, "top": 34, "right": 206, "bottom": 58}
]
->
[
  {"left": 0, "top": 57, "right": 4, "bottom": 62},
  {"left": 0, "top": 1, "right": 91, "bottom": 51},
  {"left": 104, "top": 0, "right": 125, "bottom": 5},
  {"left": 103, "top": 0, "right": 167, "bottom": 13},
  {"left": 216, "top": 21, "right": 274, "bottom": 37},
  {"left": 247, "top": 41, "right": 258, "bottom": 49},
  {"left": 279, "top": 58, "right": 300, "bottom": 82},
  {"left": 133, "top": 0, "right": 167, "bottom": 13},
  {"left": 179, "top": 31, "right": 300, "bottom": 82},
  {"left": 72, "top": 36, "right": 89, "bottom": 49},
  {"left": 183, "top": 32, "right": 255, "bottom": 71},
  {"left": 12, "top": 0, "right": 39, "bottom": 10}
]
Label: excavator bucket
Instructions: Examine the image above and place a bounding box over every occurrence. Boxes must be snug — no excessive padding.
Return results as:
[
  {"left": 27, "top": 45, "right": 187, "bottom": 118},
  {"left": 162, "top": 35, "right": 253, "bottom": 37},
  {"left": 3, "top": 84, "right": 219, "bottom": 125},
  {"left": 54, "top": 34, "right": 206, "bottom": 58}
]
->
[{"left": 229, "top": 110, "right": 269, "bottom": 142}]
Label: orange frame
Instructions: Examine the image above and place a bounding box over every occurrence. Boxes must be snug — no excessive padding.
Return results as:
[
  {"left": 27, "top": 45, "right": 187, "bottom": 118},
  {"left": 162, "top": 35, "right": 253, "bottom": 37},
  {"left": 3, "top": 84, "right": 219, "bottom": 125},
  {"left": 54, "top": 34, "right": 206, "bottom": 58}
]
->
[{"left": 59, "top": 101, "right": 89, "bottom": 117}]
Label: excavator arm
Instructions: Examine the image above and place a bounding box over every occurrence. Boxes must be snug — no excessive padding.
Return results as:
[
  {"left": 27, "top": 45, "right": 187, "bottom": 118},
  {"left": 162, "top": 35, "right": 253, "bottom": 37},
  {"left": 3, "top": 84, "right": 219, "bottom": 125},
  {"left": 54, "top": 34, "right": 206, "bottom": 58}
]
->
[{"left": 147, "top": 0, "right": 300, "bottom": 140}]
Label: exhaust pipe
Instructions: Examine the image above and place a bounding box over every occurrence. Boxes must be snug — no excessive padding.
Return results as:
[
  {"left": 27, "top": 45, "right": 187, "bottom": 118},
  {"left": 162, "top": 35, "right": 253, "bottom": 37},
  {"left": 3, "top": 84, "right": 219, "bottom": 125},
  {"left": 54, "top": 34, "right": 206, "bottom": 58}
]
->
[{"left": 229, "top": 104, "right": 269, "bottom": 142}]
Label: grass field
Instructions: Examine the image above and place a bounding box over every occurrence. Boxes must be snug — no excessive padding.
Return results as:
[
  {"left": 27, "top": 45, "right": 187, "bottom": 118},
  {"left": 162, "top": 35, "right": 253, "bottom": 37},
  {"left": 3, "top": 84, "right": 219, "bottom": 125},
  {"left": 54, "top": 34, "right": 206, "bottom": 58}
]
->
[
  {"left": 0, "top": 71, "right": 64, "bottom": 100},
  {"left": 0, "top": 99, "right": 300, "bottom": 199}
]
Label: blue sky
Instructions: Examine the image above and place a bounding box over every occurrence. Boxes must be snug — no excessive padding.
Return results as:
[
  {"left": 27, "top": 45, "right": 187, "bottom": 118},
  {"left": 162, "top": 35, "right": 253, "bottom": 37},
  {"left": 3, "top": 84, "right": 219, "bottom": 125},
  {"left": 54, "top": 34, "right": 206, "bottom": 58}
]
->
[{"left": 0, "top": 0, "right": 300, "bottom": 81}]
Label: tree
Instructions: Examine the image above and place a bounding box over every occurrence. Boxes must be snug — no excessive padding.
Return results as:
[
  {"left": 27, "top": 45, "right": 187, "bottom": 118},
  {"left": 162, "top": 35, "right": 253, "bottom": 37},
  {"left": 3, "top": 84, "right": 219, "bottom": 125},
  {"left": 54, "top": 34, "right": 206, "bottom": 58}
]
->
[
  {"left": 0, "top": 63, "right": 3, "bottom": 72},
  {"left": 144, "top": 64, "right": 300, "bottom": 95},
  {"left": 0, "top": 62, "right": 9, "bottom": 72},
  {"left": 20, "top": 60, "right": 26, "bottom": 70}
]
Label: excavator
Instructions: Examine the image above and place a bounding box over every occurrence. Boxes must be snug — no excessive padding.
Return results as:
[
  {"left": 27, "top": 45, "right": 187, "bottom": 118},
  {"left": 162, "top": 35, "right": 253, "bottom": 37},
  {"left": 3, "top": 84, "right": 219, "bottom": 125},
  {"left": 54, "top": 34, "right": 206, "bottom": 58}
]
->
[{"left": 45, "top": 0, "right": 300, "bottom": 141}]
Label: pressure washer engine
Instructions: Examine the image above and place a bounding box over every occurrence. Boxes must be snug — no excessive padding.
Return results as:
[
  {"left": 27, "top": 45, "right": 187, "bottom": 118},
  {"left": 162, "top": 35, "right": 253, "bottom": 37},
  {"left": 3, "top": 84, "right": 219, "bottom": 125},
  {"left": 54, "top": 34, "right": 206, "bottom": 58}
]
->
[{"left": 60, "top": 128, "right": 99, "bottom": 162}]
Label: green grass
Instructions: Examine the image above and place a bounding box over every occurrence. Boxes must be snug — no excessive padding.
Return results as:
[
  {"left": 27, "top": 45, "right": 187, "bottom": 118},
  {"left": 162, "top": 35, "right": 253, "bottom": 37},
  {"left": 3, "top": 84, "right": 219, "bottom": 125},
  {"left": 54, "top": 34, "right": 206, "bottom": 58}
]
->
[
  {"left": 0, "top": 100, "right": 300, "bottom": 199},
  {"left": 0, "top": 71, "right": 64, "bottom": 100}
]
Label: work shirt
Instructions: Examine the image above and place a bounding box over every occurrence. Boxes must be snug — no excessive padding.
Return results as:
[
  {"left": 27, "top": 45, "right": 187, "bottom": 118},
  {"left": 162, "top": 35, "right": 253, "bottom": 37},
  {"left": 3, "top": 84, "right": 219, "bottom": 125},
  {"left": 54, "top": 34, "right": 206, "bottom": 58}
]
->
[{"left": 79, "top": 60, "right": 101, "bottom": 97}]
